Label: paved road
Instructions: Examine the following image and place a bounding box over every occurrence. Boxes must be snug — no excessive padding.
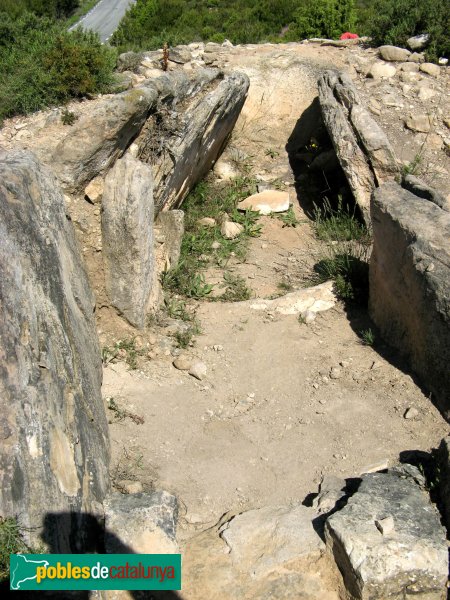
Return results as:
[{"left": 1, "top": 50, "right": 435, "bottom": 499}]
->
[{"left": 70, "top": 0, "right": 136, "bottom": 43}]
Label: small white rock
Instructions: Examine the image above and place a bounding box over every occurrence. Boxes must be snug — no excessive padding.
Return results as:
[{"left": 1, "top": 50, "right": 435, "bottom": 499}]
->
[
  {"left": 173, "top": 355, "right": 192, "bottom": 371},
  {"left": 189, "top": 361, "right": 207, "bottom": 380},
  {"left": 221, "top": 221, "right": 244, "bottom": 239},
  {"left": 330, "top": 367, "right": 343, "bottom": 380},
  {"left": 198, "top": 217, "right": 216, "bottom": 227},
  {"left": 404, "top": 407, "right": 419, "bottom": 420}
]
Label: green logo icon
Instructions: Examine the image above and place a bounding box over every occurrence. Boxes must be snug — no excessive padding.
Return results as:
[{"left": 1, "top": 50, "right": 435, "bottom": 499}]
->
[{"left": 10, "top": 554, "right": 181, "bottom": 591}]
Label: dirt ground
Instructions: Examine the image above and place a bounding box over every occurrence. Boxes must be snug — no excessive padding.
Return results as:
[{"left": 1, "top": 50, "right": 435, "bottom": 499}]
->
[
  {"left": 101, "top": 43, "right": 449, "bottom": 551},
  {"left": 2, "top": 38, "right": 448, "bottom": 562}
]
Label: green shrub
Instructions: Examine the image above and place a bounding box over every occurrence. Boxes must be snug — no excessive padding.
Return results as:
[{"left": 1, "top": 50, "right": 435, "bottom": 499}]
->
[
  {"left": 313, "top": 198, "right": 370, "bottom": 242},
  {"left": 358, "top": 0, "right": 449, "bottom": 61},
  {"left": 0, "top": 12, "right": 116, "bottom": 122},
  {"left": 111, "top": 0, "right": 323, "bottom": 51},
  {"left": 311, "top": 197, "right": 372, "bottom": 305},
  {"left": 293, "top": 0, "right": 356, "bottom": 40},
  {"left": 0, "top": 517, "right": 30, "bottom": 582},
  {"left": 0, "top": 0, "right": 80, "bottom": 20}
]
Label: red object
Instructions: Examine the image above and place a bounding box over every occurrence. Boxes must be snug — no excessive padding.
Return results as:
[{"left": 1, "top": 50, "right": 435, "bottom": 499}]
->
[{"left": 340, "top": 32, "right": 359, "bottom": 40}]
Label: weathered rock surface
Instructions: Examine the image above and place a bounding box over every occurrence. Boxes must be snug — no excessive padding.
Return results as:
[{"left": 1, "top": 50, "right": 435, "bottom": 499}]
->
[
  {"left": 402, "top": 174, "right": 449, "bottom": 211},
  {"left": 102, "top": 155, "right": 154, "bottom": 329},
  {"left": 405, "top": 113, "right": 432, "bottom": 132},
  {"left": 0, "top": 151, "right": 110, "bottom": 550},
  {"left": 104, "top": 491, "right": 179, "bottom": 554},
  {"left": 420, "top": 62, "right": 441, "bottom": 77},
  {"left": 249, "top": 281, "right": 337, "bottom": 316},
  {"left": 221, "top": 220, "right": 244, "bottom": 239},
  {"left": 312, "top": 475, "right": 347, "bottom": 514},
  {"left": 237, "top": 190, "right": 290, "bottom": 215},
  {"left": 368, "top": 62, "right": 397, "bottom": 79},
  {"left": 379, "top": 45, "right": 411, "bottom": 62},
  {"left": 407, "top": 34, "right": 430, "bottom": 51},
  {"left": 154, "top": 209, "right": 185, "bottom": 270},
  {"left": 182, "top": 506, "right": 340, "bottom": 600},
  {"left": 318, "top": 71, "right": 399, "bottom": 223},
  {"left": 140, "top": 71, "right": 249, "bottom": 213},
  {"left": 438, "top": 436, "right": 450, "bottom": 531},
  {"left": 369, "top": 182, "right": 450, "bottom": 418},
  {"left": 84, "top": 175, "right": 104, "bottom": 204},
  {"left": 213, "top": 157, "right": 240, "bottom": 180},
  {"left": 47, "top": 87, "right": 158, "bottom": 191},
  {"left": 325, "top": 466, "right": 448, "bottom": 600}
]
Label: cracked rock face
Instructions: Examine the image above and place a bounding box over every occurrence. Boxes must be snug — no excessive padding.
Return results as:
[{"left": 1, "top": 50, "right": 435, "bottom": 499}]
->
[
  {"left": 318, "top": 70, "right": 399, "bottom": 225},
  {"left": 325, "top": 466, "right": 448, "bottom": 600},
  {"left": 369, "top": 182, "right": 450, "bottom": 419},
  {"left": 0, "top": 150, "right": 110, "bottom": 551},
  {"left": 101, "top": 154, "right": 154, "bottom": 329}
]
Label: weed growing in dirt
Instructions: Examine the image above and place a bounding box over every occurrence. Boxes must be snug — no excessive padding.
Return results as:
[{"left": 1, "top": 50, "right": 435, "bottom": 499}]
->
[
  {"left": 164, "top": 296, "right": 194, "bottom": 322},
  {"left": 162, "top": 177, "right": 260, "bottom": 301},
  {"left": 219, "top": 272, "right": 252, "bottom": 302},
  {"left": 102, "top": 338, "right": 144, "bottom": 369},
  {"left": 360, "top": 328, "right": 376, "bottom": 346},
  {"left": 107, "top": 397, "right": 145, "bottom": 425},
  {"left": 276, "top": 206, "right": 299, "bottom": 228},
  {"left": 313, "top": 249, "right": 370, "bottom": 304},
  {"left": 265, "top": 148, "right": 279, "bottom": 159},
  {"left": 173, "top": 320, "right": 202, "bottom": 349},
  {"left": 111, "top": 447, "right": 148, "bottom": 492},
  {"left": 0, "top": 517, "right": 31, "bottom": 582},
  {"left": 61, "top": 108, "right": 78, "bottom": 125},
  {"left": 277, "top": 280, "right": 294, "bottom": 293},
  {"left": 313, "top": 198, "right": 369, "bottom": 242},
  {"left": 311, "top": 197, "right": 372, "bottom": 305},
  {"left": 401, "top": 153, "right": 423, "bottom": 177}
]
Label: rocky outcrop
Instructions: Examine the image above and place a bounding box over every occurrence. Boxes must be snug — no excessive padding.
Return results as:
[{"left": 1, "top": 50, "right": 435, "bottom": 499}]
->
[
  {"left": 0, "top": 151, "right": 110, "bottom": 551},
  {"left": 318, "top": 70, "right": 399, "bottom": 223},
  {"left": 25, "top": 68, "right": 248, "bottom": 217},
  {"left": 325, "top": 466, "right": 448, "bottom": 600},
  {"left": 137, "top": 71, "right": 250, "bottom": 213},
  {"left": 402, "top": 174, "right": 449, "bottom": 211},
  {"left": 102, "top": 155, "right": 154, "bottom": 329},
  {"left": 182, "top": 505, "right": 339, "bottom": 600},
  {"left": 49, "top": 87, "right": 158, "bottom": 192},
  {"left": 154, "top": 209, "right": 185, "bottom": 270},
  {"left": 369, "top": 182, "right": 450, "bottom": 419}
]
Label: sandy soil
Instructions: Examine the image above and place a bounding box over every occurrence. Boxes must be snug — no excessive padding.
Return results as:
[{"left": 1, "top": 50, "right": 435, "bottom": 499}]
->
[{"left": 2, "top": 39, "right": 448, "bottom": 561}]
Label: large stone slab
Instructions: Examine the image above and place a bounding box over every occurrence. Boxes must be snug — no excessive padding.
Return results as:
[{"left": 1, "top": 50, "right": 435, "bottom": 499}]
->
[
  {"left": 182, "top": 505, "right": 340, "bottom": 600},
  {"left": 325, "top": 466, "right": 448, "bottom": 600},
  {"left": 49, "top": 87, "right": 158, "bottom": 192},
  {"left": 0, "top": 151, "right": 110, "bottom": 551},
  {"left": 318, "top": 71, "right": 399, "bottom": 224},
  {"left": 369, "top": 182, "right": 450, "bottom": 418},
  {"left": 138, "top": 71, "right": 250, "bottom": 213},
  {"left": 102, "top": 155, "right": 154, "bottom": 329}
]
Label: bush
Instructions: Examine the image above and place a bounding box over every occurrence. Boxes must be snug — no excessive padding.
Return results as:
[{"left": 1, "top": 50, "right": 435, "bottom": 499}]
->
[
  {"left": 0, "top": 0, "right": 79, "bottom": 19},
  {"left": 294, "top": 0, "right": 356, "bottom": 40},
  {"left": 112, "top": 0, "right": 309, "bottom": 51},
  {"left": 358, "top": 0, "right": 449, "bottom": 61},
  {"left": 311, "top": 197, "right": 372, "bottom": 305},
  {"left": 0, "top": 12, "right": 116, "bottom": 121}
]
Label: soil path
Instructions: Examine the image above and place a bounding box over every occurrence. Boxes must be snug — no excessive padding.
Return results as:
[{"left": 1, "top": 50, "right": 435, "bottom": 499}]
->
[{"left": 103, "top": 44, "right": 448, "bottom": 547}]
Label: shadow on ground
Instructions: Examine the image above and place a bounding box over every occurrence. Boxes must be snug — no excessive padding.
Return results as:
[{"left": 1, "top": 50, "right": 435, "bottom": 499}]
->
[{"left": 3, "top": 512, "right": 182, "bottom": 600}]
